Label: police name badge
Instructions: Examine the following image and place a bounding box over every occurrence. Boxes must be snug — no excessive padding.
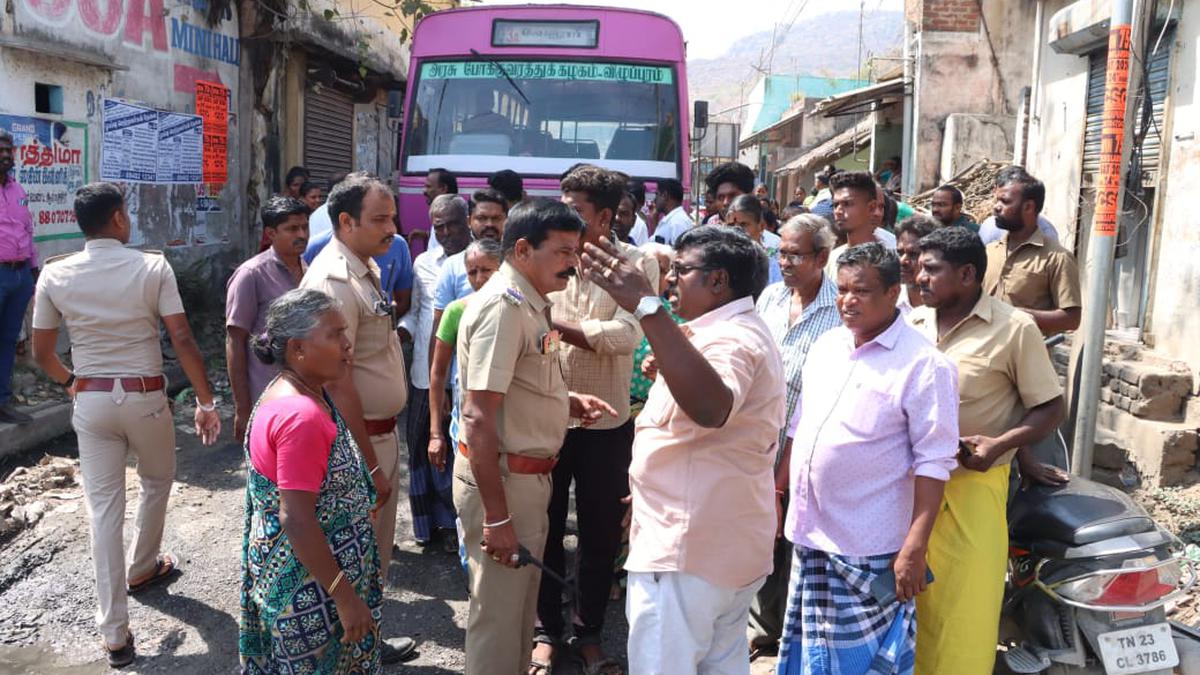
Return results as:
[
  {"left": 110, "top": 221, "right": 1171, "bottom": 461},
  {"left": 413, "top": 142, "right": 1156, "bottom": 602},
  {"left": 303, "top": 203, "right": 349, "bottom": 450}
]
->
[{"left": 540, "top": 330, "right": 562, "bottom": 354}]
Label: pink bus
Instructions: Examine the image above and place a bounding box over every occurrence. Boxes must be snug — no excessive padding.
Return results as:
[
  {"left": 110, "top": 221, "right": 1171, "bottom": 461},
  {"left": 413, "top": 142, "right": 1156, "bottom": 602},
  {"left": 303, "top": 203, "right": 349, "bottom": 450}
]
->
[{"left": 397, "top": 4, "right": 691, "bottom": 252}]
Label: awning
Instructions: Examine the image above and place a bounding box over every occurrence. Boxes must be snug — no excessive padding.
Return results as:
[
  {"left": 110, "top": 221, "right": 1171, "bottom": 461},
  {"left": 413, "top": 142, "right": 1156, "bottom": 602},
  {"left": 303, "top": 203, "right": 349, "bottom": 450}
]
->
[
  {"left": 739, "top": 104, "right": 805, "bottom": 149},
  {"left": 776, "top": 120, "right": 872, "bottom": 176},
  {"left": 809, "top": 77, "right": 905, "bottom": 118}
]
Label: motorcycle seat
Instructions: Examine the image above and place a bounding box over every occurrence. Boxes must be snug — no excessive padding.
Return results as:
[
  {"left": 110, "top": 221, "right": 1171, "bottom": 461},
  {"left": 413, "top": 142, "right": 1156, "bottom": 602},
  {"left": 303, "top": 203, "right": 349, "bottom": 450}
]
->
[{"left": 1009, "top": 477, "right": 1157, "bottom": 546}]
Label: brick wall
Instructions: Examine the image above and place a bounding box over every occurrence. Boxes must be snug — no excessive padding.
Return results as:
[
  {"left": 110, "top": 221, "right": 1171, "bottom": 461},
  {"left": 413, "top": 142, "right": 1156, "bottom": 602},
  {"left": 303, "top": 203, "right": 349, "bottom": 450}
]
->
[{"left": 922, "top": 0, "right": 981, "bottom": 33}]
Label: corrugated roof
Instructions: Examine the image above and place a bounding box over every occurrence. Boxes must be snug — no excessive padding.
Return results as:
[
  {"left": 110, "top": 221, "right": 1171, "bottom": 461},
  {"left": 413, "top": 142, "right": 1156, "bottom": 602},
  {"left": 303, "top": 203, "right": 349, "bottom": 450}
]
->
[
  {"left": 776, "top": 119, "right": 873, "bottom": 175},
  {"left": 809, "top": 77, "right": 905, "bottom": 118}
]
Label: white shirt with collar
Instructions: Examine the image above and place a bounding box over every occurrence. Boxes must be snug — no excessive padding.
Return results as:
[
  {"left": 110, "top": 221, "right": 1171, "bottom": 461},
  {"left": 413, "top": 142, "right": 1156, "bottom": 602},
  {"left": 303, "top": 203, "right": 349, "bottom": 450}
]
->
[
  {"left": 629, "top": 214, "right": 649, "bottom": 246},
  {"left": 398, "top": 246, "right": 449, "bottom": 389},
  {"left": 654, "top": 206, "right": 695, "bottom": 246}
]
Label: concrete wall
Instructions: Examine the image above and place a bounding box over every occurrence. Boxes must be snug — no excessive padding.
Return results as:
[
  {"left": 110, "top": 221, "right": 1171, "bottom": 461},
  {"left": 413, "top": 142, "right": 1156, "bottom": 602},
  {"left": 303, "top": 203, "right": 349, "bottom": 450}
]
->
[
  {"left": 1145, "top": 5, "right": 1200, "bottom": 372},
  {"left": 1025, "top": 0, "right": 1090, "bottom": 251},
  {"left": 940, "top": 112, "right": 1014, "bottom": 179},
  {"left": 1028, "top": 0, "right": 1200, "bottom": 372},
  {"left": 909, "top": 0, "right": 1037, "bottom": 192},
  {"left": 1, "top": 0, "right": 243, "bottom": 310}
]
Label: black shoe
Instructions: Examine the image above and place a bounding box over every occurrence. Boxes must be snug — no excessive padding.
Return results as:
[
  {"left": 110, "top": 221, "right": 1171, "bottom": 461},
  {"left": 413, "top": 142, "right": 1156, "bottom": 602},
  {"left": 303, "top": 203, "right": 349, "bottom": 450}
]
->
[
  {"left": 0, "top": 404, "right": 33, "bottom": 425},
  {"left": 381, "top": 636, "right": 418, "bottom": 664}
]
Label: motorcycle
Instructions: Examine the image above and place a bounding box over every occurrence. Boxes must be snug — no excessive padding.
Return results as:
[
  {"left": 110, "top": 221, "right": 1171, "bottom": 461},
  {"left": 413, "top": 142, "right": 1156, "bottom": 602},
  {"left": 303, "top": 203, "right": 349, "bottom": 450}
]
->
[{"left": 1001, "top": 431, "right": 1200, "bottom": 673}]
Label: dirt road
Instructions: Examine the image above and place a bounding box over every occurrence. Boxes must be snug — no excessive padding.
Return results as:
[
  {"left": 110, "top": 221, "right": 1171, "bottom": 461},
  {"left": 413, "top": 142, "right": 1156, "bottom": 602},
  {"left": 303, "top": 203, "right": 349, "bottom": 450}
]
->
[{"left": 0, "top": 404, "right": 738, "bottom": 674}]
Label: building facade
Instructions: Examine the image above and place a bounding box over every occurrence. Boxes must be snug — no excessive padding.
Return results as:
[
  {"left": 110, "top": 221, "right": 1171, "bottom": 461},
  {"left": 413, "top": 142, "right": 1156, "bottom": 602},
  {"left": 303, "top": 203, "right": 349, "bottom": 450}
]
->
[{"left": 1025, "top": 0, "right": 1198, "bottom": 485}]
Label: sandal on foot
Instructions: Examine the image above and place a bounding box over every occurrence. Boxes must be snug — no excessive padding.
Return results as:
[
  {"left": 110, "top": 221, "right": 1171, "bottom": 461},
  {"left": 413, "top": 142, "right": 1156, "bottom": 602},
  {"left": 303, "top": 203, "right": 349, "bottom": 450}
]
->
[
  {"left": 579, "top": 656, "right": 622, "bottom": 675},
  {"left": 127, "top": 554, "right": 180, "bottom": 594},
  {"left": 530, "top": 634, "right": 557, "bottom": 674},
  {"left": 105, "top": 633, "right": 136, "bottom": 668}
]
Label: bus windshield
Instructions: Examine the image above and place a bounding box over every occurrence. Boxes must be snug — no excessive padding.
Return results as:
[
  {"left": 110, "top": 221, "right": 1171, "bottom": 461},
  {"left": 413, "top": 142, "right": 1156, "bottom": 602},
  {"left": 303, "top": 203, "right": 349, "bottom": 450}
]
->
[{"left": 403, "top": 59, "right": 681, "bottom": 178}]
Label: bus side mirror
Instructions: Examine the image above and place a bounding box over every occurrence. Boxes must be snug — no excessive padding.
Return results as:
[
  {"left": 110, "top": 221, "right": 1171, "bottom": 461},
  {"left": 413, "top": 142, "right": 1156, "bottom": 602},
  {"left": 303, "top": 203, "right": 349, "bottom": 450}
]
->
[{"left": 693, "top": 100, "right": 708, "bottom": 130}]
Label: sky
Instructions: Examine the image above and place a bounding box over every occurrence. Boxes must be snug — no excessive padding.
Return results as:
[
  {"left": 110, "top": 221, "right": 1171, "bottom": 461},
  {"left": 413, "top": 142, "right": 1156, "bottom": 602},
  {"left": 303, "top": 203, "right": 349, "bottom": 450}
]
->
[{"left": 481, "top": 0, "right": 904, "bottom": 60}]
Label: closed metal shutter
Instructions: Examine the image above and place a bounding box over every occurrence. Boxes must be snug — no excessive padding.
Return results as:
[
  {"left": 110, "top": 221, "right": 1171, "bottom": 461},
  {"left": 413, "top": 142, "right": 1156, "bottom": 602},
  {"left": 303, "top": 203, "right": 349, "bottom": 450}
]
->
[
  {"left": 1081, "top": 53, "right": 1107, "bottom": 176},
  {"left": 1134, "top": 25, "right": 1172, "bottom": 183},
  {"left": 303, "top": 85, "right": 354, "bottom": 186},
  {"left": 1082, "top": 24, "right": 1173, "bottom": 184}
]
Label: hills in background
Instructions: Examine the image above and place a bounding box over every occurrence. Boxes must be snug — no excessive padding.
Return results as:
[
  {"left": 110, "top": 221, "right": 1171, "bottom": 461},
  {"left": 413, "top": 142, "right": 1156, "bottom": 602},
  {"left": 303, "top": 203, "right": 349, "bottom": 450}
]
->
[{"left": 687, "top": 9, "right": 905, "bottom": 124}]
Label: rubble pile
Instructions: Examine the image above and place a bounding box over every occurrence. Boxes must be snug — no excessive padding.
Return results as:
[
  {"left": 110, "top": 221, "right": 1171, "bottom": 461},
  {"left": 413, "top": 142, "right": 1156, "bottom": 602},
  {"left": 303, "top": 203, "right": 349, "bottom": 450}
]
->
[
  {"left": 0, "top": 456, "right": 79, "bottom": 540},
  {"left": 7, "top": 363, "right": 70, "bottom": 409},
  {"left": 909, "top": 159, "right": 1007, "bottom": 223}
]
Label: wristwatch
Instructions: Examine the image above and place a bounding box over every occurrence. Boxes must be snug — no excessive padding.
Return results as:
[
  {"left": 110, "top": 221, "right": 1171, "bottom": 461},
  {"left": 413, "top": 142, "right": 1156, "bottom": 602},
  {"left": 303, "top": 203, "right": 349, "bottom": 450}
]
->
[{"left": 634, "top": 296, "right": 663, "bottom": 320}]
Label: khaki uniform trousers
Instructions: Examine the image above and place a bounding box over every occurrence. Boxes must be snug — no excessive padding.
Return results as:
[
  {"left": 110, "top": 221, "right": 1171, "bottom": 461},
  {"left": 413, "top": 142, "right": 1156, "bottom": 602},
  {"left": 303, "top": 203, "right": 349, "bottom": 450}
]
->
[
  {"left": 73, "top": 386, "right": 175, "bottom": 646},
  {"left": 369, "top": 428, "right": 402, "bottom": 580},
  {"left": 453, "top": 459, "right": 552, "bottom": 675}
]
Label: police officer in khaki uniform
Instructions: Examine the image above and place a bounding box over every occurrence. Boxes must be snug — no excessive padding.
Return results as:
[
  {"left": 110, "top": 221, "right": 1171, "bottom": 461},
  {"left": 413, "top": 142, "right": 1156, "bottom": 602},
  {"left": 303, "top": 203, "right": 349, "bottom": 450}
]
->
[
  {"left": 298, "top": 172, "right": 416, "bottom": 663},
  {"left": 29, "top": 182, "right": 220, "bottom": 668},
  {"left": 455, "top": 199, "right": 615, "bottom": 674}
]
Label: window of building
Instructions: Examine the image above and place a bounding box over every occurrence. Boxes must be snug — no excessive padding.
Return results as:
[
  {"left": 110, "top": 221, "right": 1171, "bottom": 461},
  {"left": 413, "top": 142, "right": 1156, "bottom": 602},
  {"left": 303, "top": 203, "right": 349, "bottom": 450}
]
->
[{"left": 35, "top": 83, "right": 64, "bottom": 115}]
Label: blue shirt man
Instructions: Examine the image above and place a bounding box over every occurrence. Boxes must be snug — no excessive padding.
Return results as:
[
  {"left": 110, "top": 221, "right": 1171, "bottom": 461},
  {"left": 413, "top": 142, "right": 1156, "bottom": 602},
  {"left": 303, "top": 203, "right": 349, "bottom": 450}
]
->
[
  {"left": 305, "top": 230, "right": 414, "bottom": 304},
  {"left": 432, "top": 251, "right": 473, "bottom": 312}
]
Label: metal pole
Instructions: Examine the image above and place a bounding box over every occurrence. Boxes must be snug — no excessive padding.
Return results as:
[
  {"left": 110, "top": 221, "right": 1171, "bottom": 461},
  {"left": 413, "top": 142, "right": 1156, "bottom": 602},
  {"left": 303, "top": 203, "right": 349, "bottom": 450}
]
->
[
  {"left": 1071, "top": 0, "right": 1140, "bottom": 477},
  {"left": 900, "top": 22, "right": 915, "bottom": 197}
]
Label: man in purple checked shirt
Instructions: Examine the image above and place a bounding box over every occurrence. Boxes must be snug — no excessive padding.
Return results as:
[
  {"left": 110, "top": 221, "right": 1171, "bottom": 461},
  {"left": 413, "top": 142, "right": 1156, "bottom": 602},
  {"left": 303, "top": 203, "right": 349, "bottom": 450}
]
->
[
  {"left": 0, "top": 129, "right": 36, "bottom": 424},
  {"left": 776, "top": 242, "right": 960, "bottom": 675}
]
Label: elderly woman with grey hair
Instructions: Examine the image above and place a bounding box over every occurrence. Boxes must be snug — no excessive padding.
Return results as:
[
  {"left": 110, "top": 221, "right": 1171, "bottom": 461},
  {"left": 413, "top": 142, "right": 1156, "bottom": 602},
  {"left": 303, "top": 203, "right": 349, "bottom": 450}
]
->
[
  {"left": 748, "top": 213, "right": 844, "bottom": 656},
  {"left": 238, "top": 287, "right": 383, "bottom": 673}
]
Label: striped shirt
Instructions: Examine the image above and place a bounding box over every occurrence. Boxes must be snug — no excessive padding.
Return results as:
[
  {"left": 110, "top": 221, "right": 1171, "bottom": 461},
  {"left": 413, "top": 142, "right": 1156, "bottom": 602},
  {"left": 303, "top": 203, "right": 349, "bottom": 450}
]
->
[{"left": 755, "top": 274, "right": 842, "bottom": 448}]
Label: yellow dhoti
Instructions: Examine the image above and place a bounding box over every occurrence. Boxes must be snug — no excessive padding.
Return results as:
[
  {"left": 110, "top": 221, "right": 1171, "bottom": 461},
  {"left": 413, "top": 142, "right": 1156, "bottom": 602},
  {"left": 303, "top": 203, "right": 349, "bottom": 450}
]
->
[{"left": 915, "top": 463, "right": 1010, "bottom": 675}]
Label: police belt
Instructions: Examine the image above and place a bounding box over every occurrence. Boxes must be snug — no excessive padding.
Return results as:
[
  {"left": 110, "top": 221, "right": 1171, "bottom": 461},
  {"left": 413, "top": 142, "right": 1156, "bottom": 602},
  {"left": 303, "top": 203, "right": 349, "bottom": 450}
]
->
[
  {"left": 457, "top": 442, "right": 556, "bottom": 475},
  {"left": 75, "top": 375, "right": 165, "bottom": 393},
  {"left": 363, "top": 417, "right": 397, "bottom": 436}
]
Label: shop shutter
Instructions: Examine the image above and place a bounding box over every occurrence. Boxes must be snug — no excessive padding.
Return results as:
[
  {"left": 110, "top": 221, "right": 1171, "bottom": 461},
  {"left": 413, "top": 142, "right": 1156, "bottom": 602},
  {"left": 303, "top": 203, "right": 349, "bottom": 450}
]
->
[
  {"left": 1135, "top": 25, "right": 1172, "bottom": 183},
  {"left": 1081, "top": 52, "right": 1107, "bottom": 177},
  {"left": 303, "top": 85, "right": 355, "bottom": 186},
  {"left": 1081, "top": 24, "right": 1173, "bottom": 183}
]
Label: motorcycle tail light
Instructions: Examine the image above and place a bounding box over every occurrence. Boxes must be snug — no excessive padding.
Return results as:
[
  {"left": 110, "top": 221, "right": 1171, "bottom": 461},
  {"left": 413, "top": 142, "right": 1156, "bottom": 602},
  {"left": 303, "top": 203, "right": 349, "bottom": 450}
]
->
[{"left": 1056, "top": 556, "right": 1182, "bottom": 608}]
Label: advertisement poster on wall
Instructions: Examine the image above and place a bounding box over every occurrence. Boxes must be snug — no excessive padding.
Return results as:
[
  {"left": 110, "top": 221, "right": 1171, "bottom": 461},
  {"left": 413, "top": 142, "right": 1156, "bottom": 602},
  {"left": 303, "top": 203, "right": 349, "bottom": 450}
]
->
[
  {"left": 0, "top": 114, "right": 89, "bottom": 257},
  {"left": 101, "top": 99, "right": 205, "bottom": 184},
  {"left": 101, "top": 99, "right": 158, "bottom": 183}
]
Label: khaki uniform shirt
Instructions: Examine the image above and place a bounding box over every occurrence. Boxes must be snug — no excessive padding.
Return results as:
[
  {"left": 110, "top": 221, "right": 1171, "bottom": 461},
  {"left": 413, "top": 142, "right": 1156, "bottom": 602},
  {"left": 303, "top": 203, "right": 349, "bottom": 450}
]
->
[
  {"left": 984, "top": 229, "right": 1082, "bottom": 315},
  {"left": 458, "top": 263, "right": 569, "bottom": 459},
  {"left": 301, "top": 236, "right": 407, "bottom": 421},
  {"left": 548, "top": 242, "right": 657, "bottom": 429},
  {"left": 32, "top": 239, "right": 185, "bottom": 378},
  {"left": 909, "top": 294, "right": 1062, "bottom": 467}
]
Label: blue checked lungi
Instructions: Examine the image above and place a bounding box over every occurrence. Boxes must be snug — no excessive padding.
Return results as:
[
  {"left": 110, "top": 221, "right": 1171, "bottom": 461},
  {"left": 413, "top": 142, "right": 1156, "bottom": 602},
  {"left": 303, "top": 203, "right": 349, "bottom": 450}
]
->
[
  {"left": 404, "top": 386, "right": 456, "bottom": 542},
  {"left": 777, "top": 546, "right": 916, "bottom": 675}
]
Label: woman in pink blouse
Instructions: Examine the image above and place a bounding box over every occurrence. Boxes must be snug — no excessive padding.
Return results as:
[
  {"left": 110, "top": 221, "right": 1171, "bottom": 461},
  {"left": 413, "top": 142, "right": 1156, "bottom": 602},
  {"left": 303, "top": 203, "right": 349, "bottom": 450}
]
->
[{"left": 239, "top": 287, "right": 386, "bottom": 673}]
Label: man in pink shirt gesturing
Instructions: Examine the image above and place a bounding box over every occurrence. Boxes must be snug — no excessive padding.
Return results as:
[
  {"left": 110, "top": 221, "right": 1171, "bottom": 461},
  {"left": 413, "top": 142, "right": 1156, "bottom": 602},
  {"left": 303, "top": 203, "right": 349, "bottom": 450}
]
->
[
  {"left": 777, "top": 242, "right": 959, "bottom": 675},
  {"left": 582, "top": 225, "right": 785, "bottom": 675}
]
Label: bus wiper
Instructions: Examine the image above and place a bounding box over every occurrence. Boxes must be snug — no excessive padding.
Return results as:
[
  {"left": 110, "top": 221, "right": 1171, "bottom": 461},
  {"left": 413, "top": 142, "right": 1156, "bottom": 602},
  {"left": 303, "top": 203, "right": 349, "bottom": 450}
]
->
[{"left": 470, "top": 48, "right": 531, "bottom": 105}]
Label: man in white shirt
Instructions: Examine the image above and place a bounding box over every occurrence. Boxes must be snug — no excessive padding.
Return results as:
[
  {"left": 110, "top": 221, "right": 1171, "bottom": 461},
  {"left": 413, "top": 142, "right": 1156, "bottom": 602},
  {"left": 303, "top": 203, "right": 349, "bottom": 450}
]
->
[
  {"left": 626, "top": 178, "right": 651, "bottom": 245},
  {"left": 825, "top": 172, "right": 897, "bottom": 278},
  {"left": 398, "top": 194, "right": 473, "bottom": 547},
  {"left": 651, "top": 178, "right": 694, "bottom": 246}
]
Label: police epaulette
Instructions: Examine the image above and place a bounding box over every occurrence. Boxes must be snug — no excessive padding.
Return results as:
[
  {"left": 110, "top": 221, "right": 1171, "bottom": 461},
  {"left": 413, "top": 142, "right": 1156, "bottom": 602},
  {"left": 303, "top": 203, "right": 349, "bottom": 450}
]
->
[{"left": 503, "top": 287, "right": 524, "bottom": 305}]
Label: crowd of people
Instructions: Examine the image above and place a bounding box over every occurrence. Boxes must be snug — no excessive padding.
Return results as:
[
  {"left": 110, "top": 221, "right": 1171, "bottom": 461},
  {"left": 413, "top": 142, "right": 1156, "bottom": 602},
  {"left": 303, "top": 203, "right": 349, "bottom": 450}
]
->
[{"left": 0, "top": 130, "right": 1088, "bottom": 674}]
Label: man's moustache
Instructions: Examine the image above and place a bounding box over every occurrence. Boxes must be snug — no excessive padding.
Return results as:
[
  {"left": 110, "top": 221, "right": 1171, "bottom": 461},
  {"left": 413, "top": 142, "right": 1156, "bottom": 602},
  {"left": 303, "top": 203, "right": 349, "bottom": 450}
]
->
[{"left": 557, "top": 267, "right": 577, "bottom": 279}]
